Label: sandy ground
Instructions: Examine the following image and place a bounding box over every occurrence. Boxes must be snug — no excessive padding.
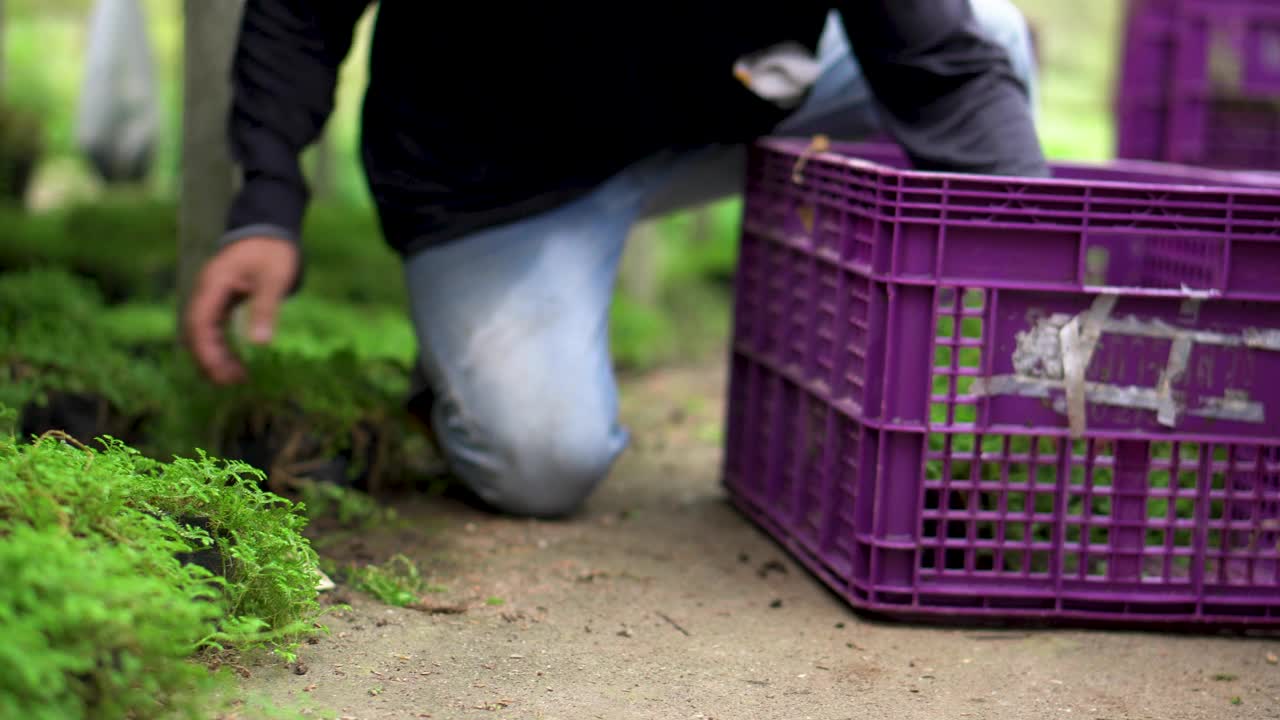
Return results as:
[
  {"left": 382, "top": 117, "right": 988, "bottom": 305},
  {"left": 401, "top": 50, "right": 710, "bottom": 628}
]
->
[{"left": 234, "top": 364, "right": 1280, "bottom": 720}]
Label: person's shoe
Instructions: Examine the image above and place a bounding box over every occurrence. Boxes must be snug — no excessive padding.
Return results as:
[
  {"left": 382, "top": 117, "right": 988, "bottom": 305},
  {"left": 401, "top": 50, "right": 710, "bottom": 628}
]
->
[{"left": 404, "top": 360, "right": 441, "bottom": 456}]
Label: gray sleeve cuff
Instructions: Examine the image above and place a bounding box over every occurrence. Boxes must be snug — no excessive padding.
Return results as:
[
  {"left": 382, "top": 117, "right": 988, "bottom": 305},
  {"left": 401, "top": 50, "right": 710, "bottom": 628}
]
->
[{"left": 219, "top": 223, "right": 301, "bottom": 249}]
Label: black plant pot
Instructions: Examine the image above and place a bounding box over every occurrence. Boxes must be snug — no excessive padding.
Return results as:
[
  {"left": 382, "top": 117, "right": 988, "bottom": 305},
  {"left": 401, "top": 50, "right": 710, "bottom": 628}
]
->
[
  {"left": 20, "top": 391, "right": 148, "bottom": 447},
  {"left": 171, "top": 514, "right": 233, "bottom": 579},
  {"left": 221, "top": 411, "right": 389, "bottom": 495}
]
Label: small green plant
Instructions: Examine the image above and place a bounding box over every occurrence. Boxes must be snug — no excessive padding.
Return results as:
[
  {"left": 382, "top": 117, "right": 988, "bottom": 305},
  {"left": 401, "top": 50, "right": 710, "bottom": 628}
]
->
[
  {"left": 351, "top": 554, "right": 423, "bottom": 607},
  {"left": 485, "top": 596, "right": 505, "bottom": 607}
]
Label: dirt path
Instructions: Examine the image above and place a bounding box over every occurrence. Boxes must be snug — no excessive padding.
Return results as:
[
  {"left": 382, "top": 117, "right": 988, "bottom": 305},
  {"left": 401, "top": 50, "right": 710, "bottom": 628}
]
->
[{"left": 235, "top": 365, "right": 1280, "bottom": 720}]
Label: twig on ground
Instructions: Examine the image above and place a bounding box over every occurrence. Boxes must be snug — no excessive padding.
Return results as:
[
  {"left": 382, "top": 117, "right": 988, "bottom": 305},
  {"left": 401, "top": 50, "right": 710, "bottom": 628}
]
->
[{"left": 656, "top": 611, "right": 691, "bottom": 637}]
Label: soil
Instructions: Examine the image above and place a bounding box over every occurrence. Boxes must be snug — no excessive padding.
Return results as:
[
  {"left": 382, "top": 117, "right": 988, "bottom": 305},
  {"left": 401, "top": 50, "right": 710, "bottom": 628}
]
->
[{"left": 232, "top": 364, "right": 1280, "bottom": 720}]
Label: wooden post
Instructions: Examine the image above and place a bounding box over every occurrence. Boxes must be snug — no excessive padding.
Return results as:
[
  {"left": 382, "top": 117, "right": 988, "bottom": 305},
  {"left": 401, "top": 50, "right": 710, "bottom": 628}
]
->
[{"left": 177, "top": 0, "right": 244, "bottom": 325}]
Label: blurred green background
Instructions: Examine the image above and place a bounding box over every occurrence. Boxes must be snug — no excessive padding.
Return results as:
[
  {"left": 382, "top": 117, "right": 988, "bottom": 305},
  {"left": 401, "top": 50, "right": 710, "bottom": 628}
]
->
[{"left": 0, "top": 0, "right": 1124, "bottom": 371}]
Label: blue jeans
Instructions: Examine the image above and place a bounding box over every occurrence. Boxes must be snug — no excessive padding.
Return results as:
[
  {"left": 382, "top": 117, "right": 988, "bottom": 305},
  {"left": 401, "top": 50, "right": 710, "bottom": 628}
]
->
[{"left": 403, "top": 0, "right": 1039, "bottom": 517}]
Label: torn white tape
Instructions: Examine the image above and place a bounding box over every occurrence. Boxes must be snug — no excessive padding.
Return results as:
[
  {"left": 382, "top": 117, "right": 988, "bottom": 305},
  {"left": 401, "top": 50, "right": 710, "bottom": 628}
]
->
[
  {"left": 1022, "top": 312, "right": 1280, "bottom": 351},
  {"left": 1244, "top": 329, "right": 1280, "bottom": 352},
  {"left": 983, "top": 296, "right": 1276, "bottom": 432},
  {"left": 1059, "top": 295, "right": 1118, "bottom": 438},
  {"left": 1156, "top": 335, "right": 1192, "bottom": 427},
  {"left": 972, "top": 375, "right": 1266, "bottom": 424}
]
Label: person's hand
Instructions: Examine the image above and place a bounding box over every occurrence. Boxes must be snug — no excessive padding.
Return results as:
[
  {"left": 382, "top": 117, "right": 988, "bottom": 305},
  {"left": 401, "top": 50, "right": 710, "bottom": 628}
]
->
[{"left": 184, "top": 236, "right": 300, "bottom": 384}]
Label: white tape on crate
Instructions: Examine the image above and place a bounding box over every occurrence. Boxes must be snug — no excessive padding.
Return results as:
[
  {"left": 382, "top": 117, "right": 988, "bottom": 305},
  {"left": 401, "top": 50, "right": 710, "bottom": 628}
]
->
[
  {"left": 1058, "top": 295, "right": 1118, "bottom": 438},
  {"left": 973, "top": 375, "right": 1265, "bottom": 425},
  {"left": 1156, "top": 335, "right": 1193, "bottom": 427},
  {"left": 973, "top": 295, "right": 1278, "bottom": 435}
]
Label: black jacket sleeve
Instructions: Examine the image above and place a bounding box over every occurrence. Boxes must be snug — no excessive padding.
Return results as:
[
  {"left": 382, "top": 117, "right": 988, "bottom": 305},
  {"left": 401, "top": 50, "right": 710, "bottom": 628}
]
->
[
  {"left": 837, "top": 0, "right": 1049, "bottom": 177},
  {"left": 223, "top": 0, "right": 370, "bottom": 246}
]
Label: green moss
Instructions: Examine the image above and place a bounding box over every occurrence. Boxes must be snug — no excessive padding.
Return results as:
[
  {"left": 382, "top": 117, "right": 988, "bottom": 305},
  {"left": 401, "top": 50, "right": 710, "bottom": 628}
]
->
[
  {"left": 0, "top": 202, "right": 176, "bottom": 303},
  {"left": 297, "top": 204, "right": 407, "bottom": 308},
  {"left": 0, "top": 200, "right": 405, "bottom": 309},
  {"left": 1, "top": 268, "right": 421, "bottom": 494},
  {"left": 270, "top": 295, "right": 416, "bottom": 364},
  {"left": 0, "top": 525, "right": 223, "bottom": 720},
  {"left": 151, "top": 346, "right": 412, "bottom": 493},
  {"left": 0, "top": 269, "right": 173, "bottom": 425},
  {"left": 0, "top": 433, "right": 323, "bottom": 658}
]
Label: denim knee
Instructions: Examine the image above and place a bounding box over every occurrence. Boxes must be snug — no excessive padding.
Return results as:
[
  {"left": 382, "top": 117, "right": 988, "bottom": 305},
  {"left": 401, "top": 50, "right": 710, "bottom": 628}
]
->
[{"left": 444, "top": 395, "right": 626, "bottom": 518}]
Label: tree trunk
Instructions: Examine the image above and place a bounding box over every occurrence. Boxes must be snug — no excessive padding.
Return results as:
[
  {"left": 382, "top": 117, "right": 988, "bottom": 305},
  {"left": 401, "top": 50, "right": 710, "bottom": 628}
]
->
[
  {"left": 0, "top": 0, "right": 6, "bottom": 96},
  {"left": 309, "top": 127, "right": 336, "bottom": 201},
  {"left": 619, "top": 221, "right": 660, "bottom": 306},
  {"left": 177, "top": 0, "right": 244, "bottom": 325}
]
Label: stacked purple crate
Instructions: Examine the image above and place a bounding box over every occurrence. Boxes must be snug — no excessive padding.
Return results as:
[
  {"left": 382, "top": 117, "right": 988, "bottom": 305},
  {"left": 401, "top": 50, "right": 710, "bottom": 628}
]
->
[
  {"left": 1116, "top": 0, "right": 1280, "bottom": 171},
  {"left": 723, "top": 138, "right": 1280, "bottom": 626}
]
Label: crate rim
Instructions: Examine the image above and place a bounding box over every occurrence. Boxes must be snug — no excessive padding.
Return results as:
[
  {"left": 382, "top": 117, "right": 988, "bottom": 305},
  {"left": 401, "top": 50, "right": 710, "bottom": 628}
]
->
[{"left": 757, "top": 137, "right": 1280, "bottom": 200}]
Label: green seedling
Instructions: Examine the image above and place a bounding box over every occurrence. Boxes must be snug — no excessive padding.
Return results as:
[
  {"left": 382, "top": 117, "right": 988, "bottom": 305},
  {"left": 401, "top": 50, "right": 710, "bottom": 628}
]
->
[{"left": 352, "top": 554, "right": 424, "bottom": 607}]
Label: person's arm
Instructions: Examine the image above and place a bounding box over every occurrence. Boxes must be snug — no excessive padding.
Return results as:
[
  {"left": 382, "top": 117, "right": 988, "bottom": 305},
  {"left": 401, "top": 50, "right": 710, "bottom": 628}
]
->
[
  {"left": 837, "top": 0, "right": 1049, "bottom": 177},
  {"left": 223, "top": 0, "right": 371, "bottom": 247},
  {"left": 185, "top": 0, "right": 369, "bottom": 385}
]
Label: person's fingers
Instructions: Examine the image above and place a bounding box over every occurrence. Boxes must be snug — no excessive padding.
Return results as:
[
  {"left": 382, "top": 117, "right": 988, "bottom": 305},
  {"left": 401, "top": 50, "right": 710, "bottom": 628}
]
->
[
  {"left": 185, "top": 263, "right": 249, "bottom": 384},
  {"left": 248, "top": 263, "right": 291, "bottom": 345},
  {"left": 182, "top": 237, "right": 298, "bottom": 384}
]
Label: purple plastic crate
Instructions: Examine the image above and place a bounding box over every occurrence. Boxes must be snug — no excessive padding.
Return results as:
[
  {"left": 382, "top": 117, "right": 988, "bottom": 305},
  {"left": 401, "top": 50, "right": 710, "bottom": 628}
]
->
[
  {"left": 1117, "top": 0, "right": 1280, "bottom": 170},
  {"left": 723, "top": 139, "right": 1280, "bottom": 627}
]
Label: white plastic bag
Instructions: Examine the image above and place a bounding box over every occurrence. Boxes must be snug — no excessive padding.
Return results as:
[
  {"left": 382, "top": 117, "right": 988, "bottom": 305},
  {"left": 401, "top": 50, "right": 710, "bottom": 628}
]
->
[{"left": 76, "top": 0, "right": 159, "bottom": 183}]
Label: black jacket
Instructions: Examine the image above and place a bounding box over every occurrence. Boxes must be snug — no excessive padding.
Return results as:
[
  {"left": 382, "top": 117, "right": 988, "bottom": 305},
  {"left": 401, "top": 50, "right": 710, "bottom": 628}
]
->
[{"left": 224, "top": 2, "right": 1047, "bottom": 257}]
